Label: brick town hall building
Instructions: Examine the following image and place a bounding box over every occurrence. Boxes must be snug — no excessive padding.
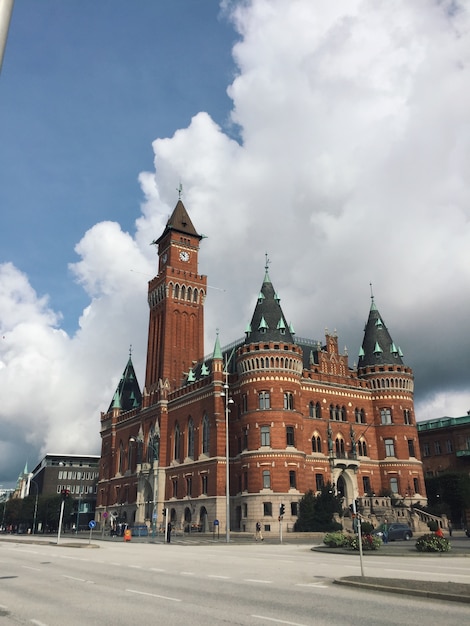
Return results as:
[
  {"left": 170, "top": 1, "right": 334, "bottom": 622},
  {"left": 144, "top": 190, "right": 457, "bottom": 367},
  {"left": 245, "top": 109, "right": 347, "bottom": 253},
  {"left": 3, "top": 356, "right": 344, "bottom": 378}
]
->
[{"left": 96, "top": 200, "right": 426, "bottom": 535}]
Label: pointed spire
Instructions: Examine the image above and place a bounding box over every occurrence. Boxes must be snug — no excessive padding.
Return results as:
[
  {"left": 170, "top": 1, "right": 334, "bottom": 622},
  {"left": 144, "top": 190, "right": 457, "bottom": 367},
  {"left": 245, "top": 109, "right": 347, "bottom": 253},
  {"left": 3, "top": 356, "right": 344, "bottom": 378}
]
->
[
  {"left": 153, "top": 198, "right": 202, "bottom": 246},
  {"left": 245, "top": 258, "right": 294, "bottom": 344},
  {"left": 358, "top": 292, "right": 404, "bottom": 368},
  {"left": 213, "top": 330, "right": 223, "bottom": 360},
  {"left": 107, "top": 352, "right": 142, "bottom": 412}
]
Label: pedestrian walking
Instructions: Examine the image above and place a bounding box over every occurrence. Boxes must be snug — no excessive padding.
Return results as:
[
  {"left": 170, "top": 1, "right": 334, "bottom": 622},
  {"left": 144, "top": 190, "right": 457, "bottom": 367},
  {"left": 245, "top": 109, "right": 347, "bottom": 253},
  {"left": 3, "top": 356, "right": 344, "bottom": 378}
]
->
[
  {"left": 255, "top": 521, "right": 263, "bottom": 541},
  {"left": 448, "top": 520, "right": 453, "bottom": 536}
]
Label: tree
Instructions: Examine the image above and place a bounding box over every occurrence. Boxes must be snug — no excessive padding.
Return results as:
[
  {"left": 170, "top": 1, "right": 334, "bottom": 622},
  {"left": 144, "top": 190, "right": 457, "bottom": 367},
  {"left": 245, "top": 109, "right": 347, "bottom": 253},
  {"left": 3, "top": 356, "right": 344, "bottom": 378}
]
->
[
  {"left": 425, "top": 472, "right": 470, "bottom": 523},
  {"left": 294, "top": 483, "right": 342, "bottom": 532}
]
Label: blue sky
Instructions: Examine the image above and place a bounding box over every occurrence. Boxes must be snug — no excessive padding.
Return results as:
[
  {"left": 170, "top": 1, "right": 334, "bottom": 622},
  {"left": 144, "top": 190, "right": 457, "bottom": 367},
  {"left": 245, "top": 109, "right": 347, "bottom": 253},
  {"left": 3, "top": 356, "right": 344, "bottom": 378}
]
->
[
  {"left": 1, "top": 0, "right": 235, "bottom": 333},
  {"left": 1, "top": 0, "right": 470, "bottom": 489}
]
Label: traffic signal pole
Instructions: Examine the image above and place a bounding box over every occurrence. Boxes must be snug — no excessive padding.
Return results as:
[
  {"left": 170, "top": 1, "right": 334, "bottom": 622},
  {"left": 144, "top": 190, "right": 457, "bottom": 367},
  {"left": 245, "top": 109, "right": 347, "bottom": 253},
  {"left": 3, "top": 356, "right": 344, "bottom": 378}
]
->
[{"left": 57, "top": 499, "right": 65, "bottom": 545}]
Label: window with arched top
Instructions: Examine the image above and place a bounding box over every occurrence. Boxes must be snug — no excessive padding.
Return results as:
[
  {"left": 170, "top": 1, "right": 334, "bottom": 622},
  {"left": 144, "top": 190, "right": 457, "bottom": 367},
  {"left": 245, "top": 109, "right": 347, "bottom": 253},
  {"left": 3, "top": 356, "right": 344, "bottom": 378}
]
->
[
  {"left": 358, "top": 439, "right": 367, "bottom": 456},
  {"left": 174, "top": 422, "right": 181, "bottom": 461},
  {"left": 118, "top": 442, "right": 125, "bottom": 474},
  {"left": 335, "top": 437, "right": 345, "bottom": 457},
  {"left": 202, "top": 413, "right": 210, "bottom": 455},
  {"left": 188, "top": 418, "right": 195, "bottom": 459},
  {"left": 311, "top": 434, "right": 322, "bottom": 453}
]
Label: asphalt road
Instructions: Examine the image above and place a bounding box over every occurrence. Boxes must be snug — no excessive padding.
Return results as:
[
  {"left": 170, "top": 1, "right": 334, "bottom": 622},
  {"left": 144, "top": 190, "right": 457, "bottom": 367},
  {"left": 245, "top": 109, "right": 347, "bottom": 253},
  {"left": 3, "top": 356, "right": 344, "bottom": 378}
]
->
[{"left": 1, "top": 536, "right": 469, "bottom": 625}]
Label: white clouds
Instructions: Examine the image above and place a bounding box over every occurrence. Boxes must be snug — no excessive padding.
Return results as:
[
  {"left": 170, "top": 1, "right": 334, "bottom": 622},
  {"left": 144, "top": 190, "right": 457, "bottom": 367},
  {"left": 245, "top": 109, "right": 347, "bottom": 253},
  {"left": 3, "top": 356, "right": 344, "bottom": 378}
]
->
[{"left": 1, "top": 0, "right": 469, "bottom": 486}]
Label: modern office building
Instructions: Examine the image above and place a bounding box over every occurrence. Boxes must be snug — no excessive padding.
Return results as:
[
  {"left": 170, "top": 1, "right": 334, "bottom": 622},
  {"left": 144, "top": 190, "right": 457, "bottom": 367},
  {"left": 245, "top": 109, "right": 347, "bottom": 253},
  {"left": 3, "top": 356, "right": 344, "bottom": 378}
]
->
[{"left": 30, "top": 453, "right": 100, "bottom": 529}]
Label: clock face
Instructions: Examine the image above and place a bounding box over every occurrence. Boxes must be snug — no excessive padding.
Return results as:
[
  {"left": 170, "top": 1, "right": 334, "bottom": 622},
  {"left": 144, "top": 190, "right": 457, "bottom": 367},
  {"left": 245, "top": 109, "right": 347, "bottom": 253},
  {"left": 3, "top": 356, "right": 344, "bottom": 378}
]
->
[{"left": 179, "top": 251, "right": 190, "bottom": 262}]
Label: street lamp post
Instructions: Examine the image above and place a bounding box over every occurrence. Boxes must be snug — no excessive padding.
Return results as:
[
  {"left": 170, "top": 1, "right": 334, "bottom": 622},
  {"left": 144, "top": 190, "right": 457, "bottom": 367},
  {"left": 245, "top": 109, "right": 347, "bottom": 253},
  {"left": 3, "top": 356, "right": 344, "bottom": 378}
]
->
[
  {"left": 28, "top": 476, "right": 39, "bottom": 535},
  {"left": 222, "top": 367, "right": 234, "bottom": 543}
]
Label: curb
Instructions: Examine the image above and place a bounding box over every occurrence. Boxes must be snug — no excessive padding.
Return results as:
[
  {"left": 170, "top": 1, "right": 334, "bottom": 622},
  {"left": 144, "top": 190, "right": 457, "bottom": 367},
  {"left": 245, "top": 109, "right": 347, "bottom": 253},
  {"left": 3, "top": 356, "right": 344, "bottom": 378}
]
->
[{"left": 334, "top": 577, "right": 470, "bottom": 604}]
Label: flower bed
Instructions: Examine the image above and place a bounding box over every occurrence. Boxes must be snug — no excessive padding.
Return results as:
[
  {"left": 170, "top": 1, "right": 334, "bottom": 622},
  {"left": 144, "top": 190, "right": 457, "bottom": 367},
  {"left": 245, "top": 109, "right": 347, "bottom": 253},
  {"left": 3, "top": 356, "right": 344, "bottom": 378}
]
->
[{"left": 415, "top": 533, "right": 451, "bottom": 552}]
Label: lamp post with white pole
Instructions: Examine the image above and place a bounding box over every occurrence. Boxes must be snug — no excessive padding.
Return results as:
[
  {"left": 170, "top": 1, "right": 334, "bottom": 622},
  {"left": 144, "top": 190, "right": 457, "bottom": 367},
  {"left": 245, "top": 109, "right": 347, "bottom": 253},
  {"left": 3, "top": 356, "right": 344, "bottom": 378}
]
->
[{"left": 28, "top": 476, "right": 39, "bottom": 535}]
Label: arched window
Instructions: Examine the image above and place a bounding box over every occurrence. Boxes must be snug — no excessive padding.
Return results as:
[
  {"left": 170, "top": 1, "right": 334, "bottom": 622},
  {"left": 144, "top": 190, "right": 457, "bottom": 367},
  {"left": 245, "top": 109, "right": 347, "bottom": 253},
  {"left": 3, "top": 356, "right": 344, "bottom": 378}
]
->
[
  {"left": 118, "top": 441, "right": 125, "bottom": 474},
  {"left": 358, "top": 439, "right": 367, "bottom": 456},
  {"left": 335, "top": 437, "right": 345, "bottom": 457},
  {"left": 309, "top": 401, "right": 315, "bottom": 418},
  {"left": 315, "top": 402, "right": 322, "bottom": 418},
  {"left": 202, "top": 413, "right": 210, "bottom": 455},
  {"left": 174, "top": 422, "right": 181, "bottom": 461},
  {"left": 311, "top": 435, "right": 322, "bottom": 453},
  {"left": 188, "top": 418, "right": 195, "bottom": 459},
  {"left": 341, "top": 406, "right": 347, "bottom": 421}
]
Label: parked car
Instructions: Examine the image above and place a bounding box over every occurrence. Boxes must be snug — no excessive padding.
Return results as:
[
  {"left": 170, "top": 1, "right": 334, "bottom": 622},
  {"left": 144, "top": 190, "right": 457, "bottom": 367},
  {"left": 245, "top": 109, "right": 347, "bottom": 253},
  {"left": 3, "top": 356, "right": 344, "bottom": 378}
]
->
[{"left": 373, "top": 523, "right": 413, "bottom": 541}]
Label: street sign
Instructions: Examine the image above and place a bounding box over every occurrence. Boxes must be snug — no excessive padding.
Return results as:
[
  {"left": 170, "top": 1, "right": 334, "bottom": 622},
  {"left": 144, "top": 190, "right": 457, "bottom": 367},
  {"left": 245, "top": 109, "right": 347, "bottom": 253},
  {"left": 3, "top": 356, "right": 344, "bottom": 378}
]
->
[
  {"left": 103, "top": 512, "right": 108, "bottom": 519},
  {"left": 213, "top": 519, "right": 219, "bottom": 526},
  {"left": 89, "top": 520, "right": 96, "bottom": 529}
]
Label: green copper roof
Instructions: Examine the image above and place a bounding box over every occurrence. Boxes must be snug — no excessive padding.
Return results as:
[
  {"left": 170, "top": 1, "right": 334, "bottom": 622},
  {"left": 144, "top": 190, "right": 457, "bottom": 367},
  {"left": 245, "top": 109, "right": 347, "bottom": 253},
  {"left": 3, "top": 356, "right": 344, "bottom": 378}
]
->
[{"left": 107, "top": 355, "right": 142, "bottom": 413}]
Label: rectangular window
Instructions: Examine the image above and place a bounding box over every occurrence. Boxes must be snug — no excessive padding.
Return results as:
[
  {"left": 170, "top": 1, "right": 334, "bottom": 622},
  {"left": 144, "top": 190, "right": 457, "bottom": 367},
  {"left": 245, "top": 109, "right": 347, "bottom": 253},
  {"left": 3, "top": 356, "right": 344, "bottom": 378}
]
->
[
  {"left": 362, "top": 476, "right": 371, "bottom": 493},
  {"left": 423, "top": 442, "right": 430, "bottom": 457},
  {"left": 261, "top": 425, "right": 271, "bottom": 447},
  {"left": 389, "top": 477, "right": 399, "bottom": 493},
  {"left": 413, "top": 478, "right": 420, "bottom": 493},
  {"left": 385, "top": 438, "right": 395, "bottom": 457},
  {"left": 172, "top": 479, "right": 178, "bottom": 499},
  {"left": 243, "top": 472, "right": 248, "bottom": 491},
  {"left": 434, "top": 441, "right": 441, "bottom": 455},
  {"left": 315, "top": 473, "right": 324, "bottom": 491},
  {"left": 380, "top": 408, "right": 392, "bottom": 424},
  {"left": 201, "top": 475, "right": 208, "bottom": 495},
  {"left": 263, "top": 502, "right": 272, "bottom": 516},
  {"left": 243, "top": 428, "right": 248, "bottom": 450},
  {"left": 289, "top": 470, "right": 296, "bottom": 489},
  {"left": 242, "top": 394, "right": 248, "bottom": 413},
  {"left": 262, "top": 470, "right": 271, "bottom": 489},
  {"left": 404, "top": 409, "right": 412, "bottom": 425},
  {"left": 186, "top": 477, "right": 192, "bottom": 497},
  {"left": 290, "top": 502, "right": 298, "bottom": 516},
  {"left": 258, "top": 391, "right": 270, "bottom": 409},
  {"left": 407, "top": 439, "right": 415, "bottom": 457},
  {"left": 283, "top": 392, "right": 294, "bottom": 410},
  {"left": 286, "top": 426, "right": 295, "bottom": 447},
  {"left": 446, "top": 440, "right": 454, "bottom": 453},
  {"left": 243, "top": 503, "right": 248, "bottom": 517}
]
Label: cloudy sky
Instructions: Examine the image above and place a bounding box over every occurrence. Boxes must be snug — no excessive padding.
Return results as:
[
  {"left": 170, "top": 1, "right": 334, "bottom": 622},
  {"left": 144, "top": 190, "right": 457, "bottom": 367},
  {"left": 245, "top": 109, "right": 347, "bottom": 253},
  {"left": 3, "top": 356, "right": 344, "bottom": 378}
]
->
[{"left": 1, "top": 0, "right": 469, "bottom": 489}]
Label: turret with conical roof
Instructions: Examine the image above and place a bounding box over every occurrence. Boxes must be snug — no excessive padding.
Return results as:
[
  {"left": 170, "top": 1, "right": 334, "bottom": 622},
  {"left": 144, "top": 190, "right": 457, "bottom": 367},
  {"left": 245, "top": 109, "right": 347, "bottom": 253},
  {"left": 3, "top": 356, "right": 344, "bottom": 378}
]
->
[
  {"left": 245, "top": 258, "right": 295, "bottom": 344},
  {"left": 107, "top": 352, "right": 142, "bottom": 413},
  {"left": 358, "top": 295, "right": 404, "bottom": 369}
]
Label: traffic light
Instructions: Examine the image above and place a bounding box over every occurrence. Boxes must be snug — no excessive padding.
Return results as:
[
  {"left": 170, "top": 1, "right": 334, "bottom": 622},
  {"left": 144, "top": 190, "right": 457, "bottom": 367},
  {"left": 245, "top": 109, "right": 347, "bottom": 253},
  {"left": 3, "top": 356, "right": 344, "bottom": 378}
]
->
[
  {"left": 61, "top": 488, "right": 70, "bottom": 501},
  {"left": 279, "top": 503, "right": 285, "bottom": 517},
  {"left": 162, "top": 508, "right": 166, "bottom": 517}
]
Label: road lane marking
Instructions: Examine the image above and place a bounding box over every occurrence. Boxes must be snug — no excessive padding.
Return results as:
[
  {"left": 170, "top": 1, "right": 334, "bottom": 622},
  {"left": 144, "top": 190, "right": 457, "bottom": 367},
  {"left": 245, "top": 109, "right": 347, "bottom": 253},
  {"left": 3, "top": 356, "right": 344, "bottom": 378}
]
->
[
  {"left": 180, "top": 571, "right": 196, "bottom": 576},
  {"left": 22, "top": 566, "right": 41, "bottom": 572},
  {"left": 31, "top": 620, "right": 48, "bottom": 626},
  {"left": 62, "top": 575, "right": 95, "bottom": 584},
  {"left": 150, "top": 567, "right": 166, "bottom": 572},
  {"left": 244, "top": 579, "right": 272, "bottom": 584},
  {"left": 126, "top": 589, "right": 181, "bottom": 602},
  {"left": 252, "top": 615, "right": 307, "bottom": 626},
  {"left": 207, "top": 574, "right": 230, "bottom": 580},
  {"left": 296, "top": 582, "right": 329, "bottom": 588}
]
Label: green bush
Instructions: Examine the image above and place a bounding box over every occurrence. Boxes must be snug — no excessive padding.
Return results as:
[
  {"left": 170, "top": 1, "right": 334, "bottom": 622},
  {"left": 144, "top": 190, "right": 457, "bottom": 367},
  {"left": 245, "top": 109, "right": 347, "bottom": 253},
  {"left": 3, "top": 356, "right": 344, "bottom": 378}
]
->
[
  {"left": 415, "top": 533, "right": 451, "bottom": 552},
  {"left": 323, "top": 531, "right": 348, "bottom": 548},
  {"left": 345, "top": 534, "right": 382, "bottom": 551},
  {"left": 427, "top": 520, "right": 438, "bottom": 532}
]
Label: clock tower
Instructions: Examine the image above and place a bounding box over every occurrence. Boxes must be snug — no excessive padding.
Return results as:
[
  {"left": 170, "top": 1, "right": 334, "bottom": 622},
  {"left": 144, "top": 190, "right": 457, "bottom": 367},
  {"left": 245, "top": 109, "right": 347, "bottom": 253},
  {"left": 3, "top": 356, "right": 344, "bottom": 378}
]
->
[{"left": 144, "top": 200, "right": 207, "bottom": 396}]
